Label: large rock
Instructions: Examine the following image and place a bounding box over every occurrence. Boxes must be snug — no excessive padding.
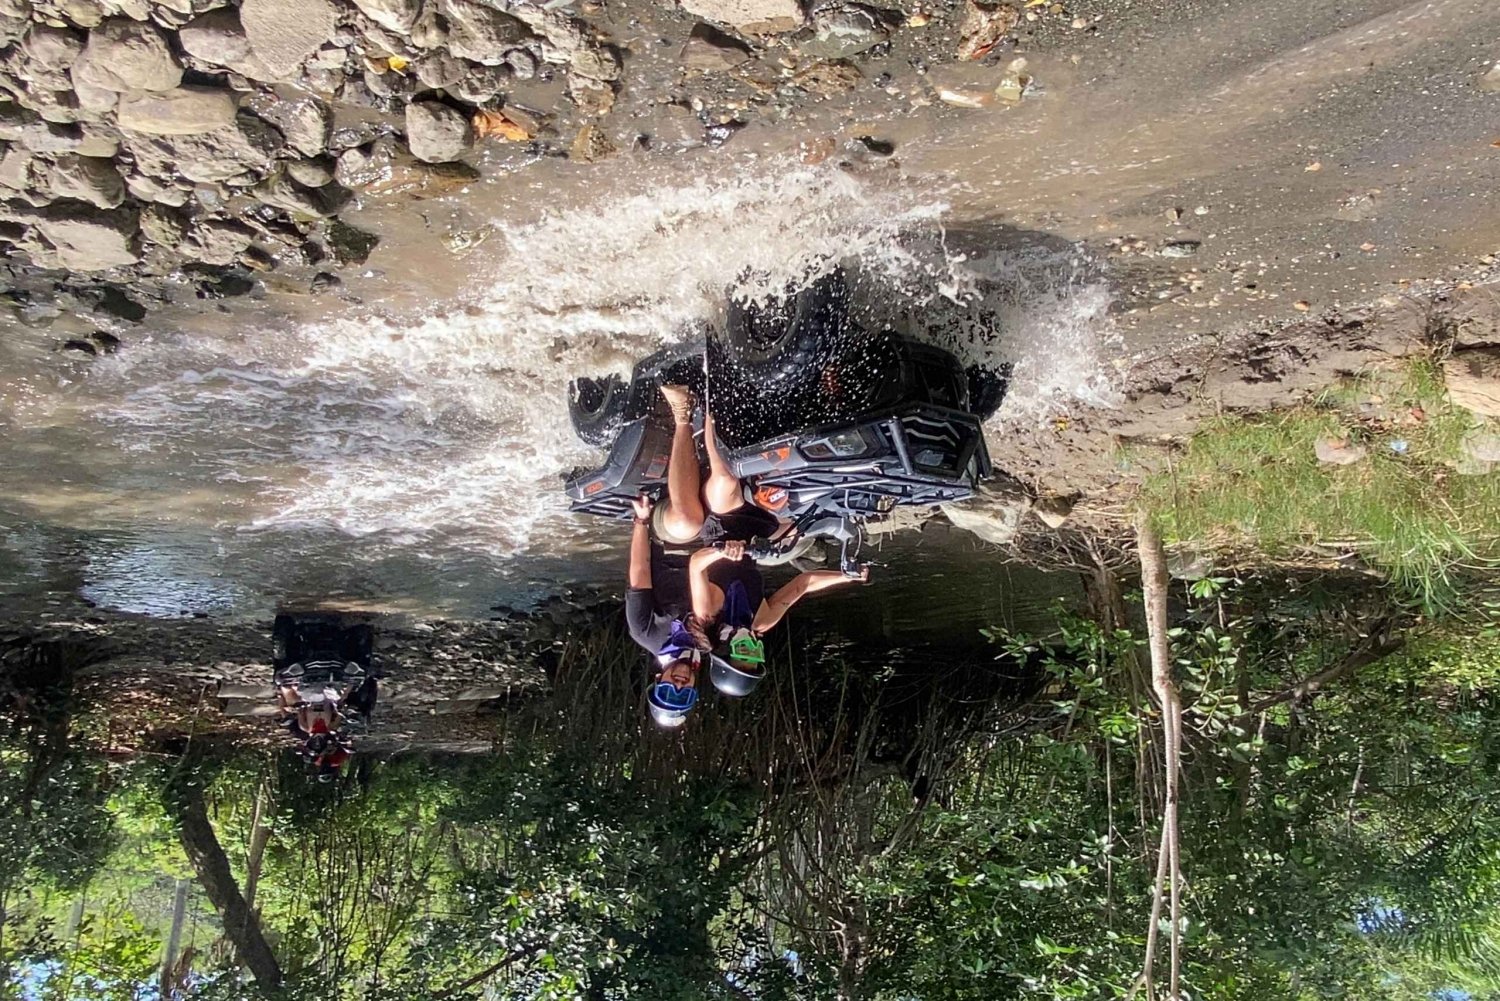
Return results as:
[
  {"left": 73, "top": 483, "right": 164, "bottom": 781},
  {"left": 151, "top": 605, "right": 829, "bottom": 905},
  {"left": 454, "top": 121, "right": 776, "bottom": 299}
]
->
[
  {"left": 1444, "top": 347, "right": 1500, "bottom": 418},
  {"left": 254, "top": 173, "right": 351, "bottom": 218},
  {"left": 178, "top": 8, "right": 272, "bottom": 79},
  {"left": 795, "top": 4, "right": 889, "bottom": 59},
  {"left": 239, "top": 0, "right": 339, "bottom": 79},
  {"left": 251, "top": 96, "right": 332, "bottom": 157},
  {"left": 21, "top": 25, "right": 85, "bottom": 72},
  {"left": 404, "top": 100, "right": 474, "bottom": 163},
  {"left": 352, "top": 0, "right": 422, "bottom": 34},
  {"left": 679, "top": 0, "right": 805, "bottom": 33},
  {"left": 71, "top": 18, "right": 182, "bottom": 93},
  {"left": 117, "top": 86, "right": 239, "bottom": 135},
  {"left": 443, "top": 0, "right": 532, "bottom": 65},
  {"left": 183, "top": 217, "right": 255, "bottom": 265},
  {"left": 45, "top": 154, "right": 125, "bottom": 208},
  {"left": 34, "top": 203, "right": 139, "bottom": 269},
  {"left": 0, "top": 146, "right": 43, "bottom": 193},
  {"left": 335, "top": 136, "right": 478, "bottom": 197},
  {"left": 682, "top": 22, "right": 753, "bottom": 72},
  {"left": 125, "top": 114, "right": 283, "bottom": 183},
  {"left": 941, "top": 480, "right": 1033, "bottom": 545}
]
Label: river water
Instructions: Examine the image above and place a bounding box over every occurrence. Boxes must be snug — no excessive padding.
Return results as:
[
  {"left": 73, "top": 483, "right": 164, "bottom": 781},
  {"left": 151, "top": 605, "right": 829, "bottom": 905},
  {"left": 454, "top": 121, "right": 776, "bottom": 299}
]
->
[{"left": 0, "top": 162, "right": 1118, "bottom": 620}]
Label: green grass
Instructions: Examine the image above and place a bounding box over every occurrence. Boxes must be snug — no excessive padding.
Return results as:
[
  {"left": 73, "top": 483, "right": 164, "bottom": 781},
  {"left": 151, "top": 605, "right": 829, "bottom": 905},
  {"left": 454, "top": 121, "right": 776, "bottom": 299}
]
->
[{"left": 1140, "top": 361, "right": 1500, "bottom": 609}]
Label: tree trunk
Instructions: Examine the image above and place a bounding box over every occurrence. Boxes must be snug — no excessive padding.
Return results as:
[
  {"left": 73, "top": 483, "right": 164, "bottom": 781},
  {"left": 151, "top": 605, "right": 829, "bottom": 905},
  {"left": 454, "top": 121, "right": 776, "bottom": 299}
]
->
[
  {"left": 175, "top": 783, "right": 284, "bottom": 990},
  {"left": 244, "top": 779, "right": 273, "bottom": 911},
  {"left": 160, "top": 879, "right": 189, "bottom": 996}
]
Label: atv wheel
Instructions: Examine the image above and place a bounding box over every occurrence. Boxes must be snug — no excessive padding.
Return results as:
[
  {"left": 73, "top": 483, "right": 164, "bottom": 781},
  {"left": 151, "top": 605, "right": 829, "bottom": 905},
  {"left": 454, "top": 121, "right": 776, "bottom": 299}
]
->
[
  {"left": 717, "top": 270, "right": 854, "bottom": 391},
  {"left": 966, "top": 364, "right": 1011, "bottom": 421},
  {"left": 568, "top": 374, "right": 630, "bottom": 448}
]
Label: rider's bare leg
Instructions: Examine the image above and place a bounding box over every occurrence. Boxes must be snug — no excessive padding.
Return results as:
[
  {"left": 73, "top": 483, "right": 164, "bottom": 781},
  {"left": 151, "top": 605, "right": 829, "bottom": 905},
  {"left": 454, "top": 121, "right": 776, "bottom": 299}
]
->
[
  {"left": 702, "top": 411, "right": 747, "bottom": 515},
  {"left": 660, "top": 384, "right": 707, "bottom": 540}
]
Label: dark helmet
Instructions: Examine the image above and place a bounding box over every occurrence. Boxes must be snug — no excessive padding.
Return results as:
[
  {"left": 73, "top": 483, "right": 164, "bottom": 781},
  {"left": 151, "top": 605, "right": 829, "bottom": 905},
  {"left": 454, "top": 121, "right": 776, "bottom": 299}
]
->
[
  {"left": 710, "top": 654, "right": 764, "bottom": 697},
  {"left": 647, "top": 674, "right": 699, "bottom": 729}
]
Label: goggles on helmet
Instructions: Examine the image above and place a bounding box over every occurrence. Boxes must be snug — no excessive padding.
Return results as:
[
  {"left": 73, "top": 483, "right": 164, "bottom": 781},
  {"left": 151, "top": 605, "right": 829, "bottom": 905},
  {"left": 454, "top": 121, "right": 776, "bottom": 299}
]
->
[
  {"left": 728, "top": 630, "right": 765, "bottom": 665},
  {"left": 651, "top": 681, "right": 699, "bottom": 711}
]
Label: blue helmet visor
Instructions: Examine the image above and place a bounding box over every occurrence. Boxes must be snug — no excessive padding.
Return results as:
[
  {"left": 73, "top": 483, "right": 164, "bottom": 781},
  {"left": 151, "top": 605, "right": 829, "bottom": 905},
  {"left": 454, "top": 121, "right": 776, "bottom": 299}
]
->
[{"left": 650, "top": 681, "right": 699, "bottom": 712}]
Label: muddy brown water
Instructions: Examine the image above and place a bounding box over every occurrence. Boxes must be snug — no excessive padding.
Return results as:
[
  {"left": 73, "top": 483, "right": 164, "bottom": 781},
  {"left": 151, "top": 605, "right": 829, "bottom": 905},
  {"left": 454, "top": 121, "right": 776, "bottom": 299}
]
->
[{"left": 3, "top": 0, "right": 1496, "bottom": 627}]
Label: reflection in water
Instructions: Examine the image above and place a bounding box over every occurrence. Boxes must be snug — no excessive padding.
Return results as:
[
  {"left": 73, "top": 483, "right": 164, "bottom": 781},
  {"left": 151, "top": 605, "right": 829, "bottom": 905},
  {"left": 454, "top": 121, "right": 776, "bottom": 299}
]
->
[{"left": 4, "top": 577, "right": 1498, "bottom": 999}]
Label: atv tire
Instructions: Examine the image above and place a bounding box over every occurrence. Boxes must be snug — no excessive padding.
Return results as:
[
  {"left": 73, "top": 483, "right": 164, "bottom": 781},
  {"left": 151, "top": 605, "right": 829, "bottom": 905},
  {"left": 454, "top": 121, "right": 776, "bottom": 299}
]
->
[
  {"left": 717, "top": 270, "right": 854, "bottom": 392},
  {"left": 568, "top": 374, "right": 630, "bottom": 448}
]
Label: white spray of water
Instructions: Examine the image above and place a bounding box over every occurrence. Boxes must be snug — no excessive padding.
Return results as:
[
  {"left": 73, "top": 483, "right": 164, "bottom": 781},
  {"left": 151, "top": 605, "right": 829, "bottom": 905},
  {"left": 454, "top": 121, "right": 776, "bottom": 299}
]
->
[{"left": 81, "top": 164, "right": 1120, "bottom": 562}]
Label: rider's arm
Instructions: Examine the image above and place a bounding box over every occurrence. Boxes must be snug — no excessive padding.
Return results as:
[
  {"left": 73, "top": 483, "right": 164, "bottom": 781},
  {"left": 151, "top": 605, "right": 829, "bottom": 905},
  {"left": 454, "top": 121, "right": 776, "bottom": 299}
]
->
[
  {"left": 753, "top": 571, "right": 862, "bottom": 633},
  {"left": 628, "top": 517, "right": 652, "bottom": 590},
  {"left": 688, "top": 547, "right": 728, "bottom": 620}
]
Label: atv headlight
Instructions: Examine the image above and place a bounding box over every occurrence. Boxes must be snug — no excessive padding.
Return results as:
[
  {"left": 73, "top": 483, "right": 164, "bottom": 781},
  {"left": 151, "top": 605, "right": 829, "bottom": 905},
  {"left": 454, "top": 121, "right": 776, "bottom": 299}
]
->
[{"left": 801, "top": 428, "right": 875, "bottom": 460}]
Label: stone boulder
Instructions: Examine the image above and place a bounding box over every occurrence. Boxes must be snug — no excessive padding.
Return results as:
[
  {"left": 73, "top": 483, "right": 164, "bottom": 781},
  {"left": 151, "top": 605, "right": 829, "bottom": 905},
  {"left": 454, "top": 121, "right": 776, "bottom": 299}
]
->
[
  {"left": 34, "top": 202, "right": 139, "bottom": 269},
  {"left": 183, "top": 218, "right": 256, "bottom": 265},
  {"left": 178, "top": 7, "right": 275, "bottom": 80},
  {"left": 941, "top": 479, "right": 1033, "bottom": 545},
  {"left": 682, "top": 23, "right": 753, "bottom": 72},
  {"left": 352, "top": 0, "right": 422, "bottom": 34},
  {"left": 71, "top": 18, "right": 182, "bottom": 93},
  {"left": 404, "top": 100, "right": 474, "bottom": 163},
  {"left": 45, "top": 154, "right": 125, "bottom": 208},
  {"left": 795, "top": 4, "right": 889, "bottom": 59},
  {"left": 21, "top": 25, "right": 85, "bottom": 73},
  {"left": 117, "top": 86, "right": 239, "bottom": 135},
  {"left": 125, "top": 114, "right": 282, "bottom": 184},
  {"left": 443, "top": 0, "right": 532, "bottom": 65},
  {"left": 335, "top": 137, "right": 479, "bottom": 197},
  {"left": 239, "top": 0, "right": 339, "bottom": 79},
  {"left": 679, "top": 0, "right": 805, "bottom": 34},
  {"left": 251, "top": 96, "right": 332, "bottom": 158},
  {"left": 1444, "top": 347, "right": 1500, "bottom": 418}
]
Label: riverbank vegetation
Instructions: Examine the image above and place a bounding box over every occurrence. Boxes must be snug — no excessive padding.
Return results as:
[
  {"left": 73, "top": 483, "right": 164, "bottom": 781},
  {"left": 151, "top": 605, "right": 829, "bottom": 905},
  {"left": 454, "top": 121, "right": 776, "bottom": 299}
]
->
[
  {"left": 4, "top": 572, "right": 1499, "bottom": 1000},
  {"left": 1139, "top": 360, "right": 1500, "bottom": 609}
]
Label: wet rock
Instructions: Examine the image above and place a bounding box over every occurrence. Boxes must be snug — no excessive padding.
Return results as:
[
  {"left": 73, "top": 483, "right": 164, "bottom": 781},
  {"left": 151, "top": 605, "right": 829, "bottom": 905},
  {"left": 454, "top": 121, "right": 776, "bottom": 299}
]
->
[
  {"left": 138, "top": 202, "right": 186, "bottom": 245},
  {"left": 1159, "top": 239, "right": 1201, "bottom": 258},
  {"left": 254, "top": 173, "right": 350, "bottom": 218},
  {"left": 182, "top": 218, "right": 255, "bottom": 265},
  {"left": 1032, "top": 494, "right": 1074, "bottom": 529},
  {"left": 409, "top": 4, "right": 448, "bottom": 49},
  {"left": 21, "top": 25, "right": 85, "bottom": 73},
  {"left": 322, "top": 217, "right": 378, "bottom": 264},
  {"left": 443, "top": 0, "right": 532, "bottom": 65},
  {"left": 1443, "top": 347, "right": 1500, "bottom": 418},
  {"left": 568, "top": 122, "right": 615, "bottom": 162},
  {"left": 941, "top": 480, "right": 1032, "bottom": 545},
  {"left": 1314, "top": 435, "right": 1367, "bottom": 465},
  {"left": 352, "top": 0, "right": 422, "bottom": 34},
  {"left": 34, "top": 202, "right": 139, "bottom": 270},
  {"left": 178, "top": 8, "right": 273, "bottom": 81},
  {"left": 796, "top": 4, "right": 890, "bottom": 60},
  {"left": 504, "top": 47, "right": 538, "bottom": 80},
  {"left": 286, "top": 156, "right": 335, "bottom": 187},
  {"left": 126, "top": 114, "right": 282, "bottom": 184},
  {"left": 682, "top": 22, "right": 753, "bottom": 72},
  {"left": 404, "top": 100, "right": 474, "bottom": 163},
  {"left": 1480, "top": 62, "right": 1500, "bottom": 93},
  {"left": 793, "top": 60, "right": 862, "bottom": 96},
  {"left": 449, "top": 64, "right": 511, "bottom": 104},
  {"left": 310, "top": 270, "right": 341, "bottom": 292},
  {"left": 956, "top": 0, "right": 1017, "bottom": 61},
  {"left": 71, "top": 18, "right": 182, "bottom": 93},
  {"left": 252, "top": 96, "right": 332, "bottom": 157},
  {"left": 335, "top": 137, "right": 478, "bottom": 197},
  {"left": 568, "top": 78, "right": 617, "bottom": 117},
  {"left": 117, "top": 86, "right": 239, "bottom": 135},
  {"left": 45, "top": 154, "right": 124, "bottom": 208},
  {"left": 680, "top": 0, "right": 805, "bottom": 34},
  {"left": 124, "top": 171, "right": 190, "bottom": 206},
  {"left": 364, "top": 67, "right": 417, "bottom": 101},
  {"left": 239, "top": 0, "right": 338, "bottom": 80},
  {"left": 416, "top": 51, "right": 468, "bottom": 90}
]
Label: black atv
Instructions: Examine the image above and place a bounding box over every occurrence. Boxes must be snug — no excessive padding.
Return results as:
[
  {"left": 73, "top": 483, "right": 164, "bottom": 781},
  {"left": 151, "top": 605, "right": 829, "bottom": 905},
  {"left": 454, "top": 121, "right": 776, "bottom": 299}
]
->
[{"left": 564, "top": 268, "right": 1005, "bottom": 570}]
